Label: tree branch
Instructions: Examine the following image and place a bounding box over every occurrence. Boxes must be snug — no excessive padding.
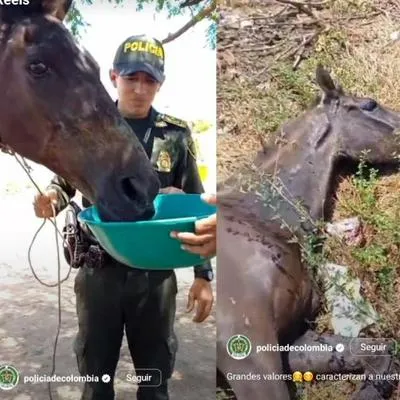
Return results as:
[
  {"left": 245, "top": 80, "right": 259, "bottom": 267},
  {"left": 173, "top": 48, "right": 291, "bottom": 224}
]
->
[
  {"left": 275, "top": 0, "right": 321, "bottom": 23},
  {"left": 162, "top": 0, "right": 216, "bottom": 44},
  {"left": 180, "top": 0, "right": 204, "bottom": 8}
]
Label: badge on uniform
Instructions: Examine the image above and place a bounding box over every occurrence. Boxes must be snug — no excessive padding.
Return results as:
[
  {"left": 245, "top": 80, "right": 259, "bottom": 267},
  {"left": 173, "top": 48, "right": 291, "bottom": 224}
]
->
[{"left": 157, "top": 150, "right": 172, "bottom": 172}]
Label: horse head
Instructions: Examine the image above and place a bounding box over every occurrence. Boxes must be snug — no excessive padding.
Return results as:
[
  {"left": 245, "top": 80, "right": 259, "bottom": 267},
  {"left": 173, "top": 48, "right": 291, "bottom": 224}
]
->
[{"left": 0, "top": 0, "right": 160, "bottom": 221}]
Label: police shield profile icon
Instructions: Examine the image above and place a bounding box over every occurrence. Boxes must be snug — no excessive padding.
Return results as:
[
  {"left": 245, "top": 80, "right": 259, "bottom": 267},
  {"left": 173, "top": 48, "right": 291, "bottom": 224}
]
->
[
  {"left": 0, "top": 365, "right": 19, "bottom": 390},
  {"left": 226, "top": 335, "right": 252, "bottom": 360}
]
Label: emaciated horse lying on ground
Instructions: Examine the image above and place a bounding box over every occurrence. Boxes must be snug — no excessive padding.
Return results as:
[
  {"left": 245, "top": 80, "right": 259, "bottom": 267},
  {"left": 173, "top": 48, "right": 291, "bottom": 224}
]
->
[
  {"left": 217, "top": 66, "right": 400, "bottom": 400},
  {"left": 0, "top": 0, "right": 159, "bottom": 222}
]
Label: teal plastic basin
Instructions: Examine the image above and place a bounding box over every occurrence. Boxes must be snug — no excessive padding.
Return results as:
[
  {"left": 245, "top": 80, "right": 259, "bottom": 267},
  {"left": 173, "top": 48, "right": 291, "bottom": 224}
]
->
[{"left": 77, "top": 193, "right": 216, "bottom": 269}]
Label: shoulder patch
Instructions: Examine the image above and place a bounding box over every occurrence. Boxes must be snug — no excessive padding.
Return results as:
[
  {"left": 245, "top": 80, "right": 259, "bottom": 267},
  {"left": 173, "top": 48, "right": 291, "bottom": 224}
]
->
[
  {"left": 158, "top": 113, "right": 188, "bottom": 129},
  {"left": 154, "top": 120, "right": 167, "bottom": 128}
]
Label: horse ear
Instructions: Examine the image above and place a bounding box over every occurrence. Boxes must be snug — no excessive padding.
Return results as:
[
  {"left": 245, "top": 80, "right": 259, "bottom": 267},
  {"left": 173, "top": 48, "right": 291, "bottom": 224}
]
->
[
  {"left": 7, "top": 24, "right": 28, "bottom": 54},
  {"left": 43, "top": 0, "right": 73, "bottom": 21},
  {"left": 316, "top": 64, "right": 344, "bottom": 101},
  {"left": 316, "top": 64, "right": 336, "bottom": 95}
]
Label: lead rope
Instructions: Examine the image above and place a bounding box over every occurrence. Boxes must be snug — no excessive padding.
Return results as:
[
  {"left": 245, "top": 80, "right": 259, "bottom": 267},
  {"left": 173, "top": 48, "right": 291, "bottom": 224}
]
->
[{"left": 12, "top": 153, "right": 73, "bottom": 400}]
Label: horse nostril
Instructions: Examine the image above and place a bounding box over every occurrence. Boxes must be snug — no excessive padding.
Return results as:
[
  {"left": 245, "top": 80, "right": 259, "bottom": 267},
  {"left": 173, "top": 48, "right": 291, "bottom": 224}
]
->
[
  {"left": 119, "top": 178, "right": 155, "bottom": 221},
  {"left": 121, "top": 177, "right": 138, "bottom": 202}
]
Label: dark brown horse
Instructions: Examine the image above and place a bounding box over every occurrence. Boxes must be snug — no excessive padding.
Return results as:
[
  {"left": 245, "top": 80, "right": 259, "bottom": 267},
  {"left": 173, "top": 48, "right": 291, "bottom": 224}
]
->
[
  {"left": 217, "top": 66, "right": 400, "bottom": 399},
  {"left": 0, "top": 0, "right": 159, "bottom": 222}
]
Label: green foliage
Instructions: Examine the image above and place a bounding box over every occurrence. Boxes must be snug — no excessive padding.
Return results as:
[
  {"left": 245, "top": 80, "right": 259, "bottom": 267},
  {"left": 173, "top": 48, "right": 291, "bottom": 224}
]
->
[
  {"left": 136, "top": 0, "right": 204, "bottom": 15},
  {"left": 330, "top": 160, "right": 400, "bottom": 301},
  {"left": 65, "top": 1, "right": 90, "bottom": 38},
  {"left": 330, "top": 0, "right": 376, "bottom": 15},
  {"left": 352, "top": 244, "right": 388, "bottom": 268},
  {"left": 206, "top": 18, "right": 217, "bottom": 50},
  {"left": 348, "top": 160, "right": 400, "bottom": 239},
  {"left": 376, "top": 265, "right": 397, "bottom": 300},
  {"left": 270, "top": 62, "right": 317, "bottom": 108},
  {"left": 351, "top": 159, "right": 379, "bottom": 214},
  {"left": 191, "top": 120, "right": 213, "bottom": 133},
  {"left": 65, "top": 0, "right": 216, "bottom": 47}
]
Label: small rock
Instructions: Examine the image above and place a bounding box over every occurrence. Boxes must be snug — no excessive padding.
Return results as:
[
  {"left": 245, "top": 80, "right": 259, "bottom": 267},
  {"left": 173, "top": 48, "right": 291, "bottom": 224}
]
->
[
  {"left": 390, "top": 31, "right": 400, "bottom": 42},
  {"left": 326, "top": 217, "right": 364, "bottom": 246},
  {"left": 223, "top": 49, "right": 236, "bottom": 66},
  {"left": 240, "top": 19, "right": 253, "bottom": 29},
  {"left": 319, "top": 263, "right": 379, "bottom": 337},
  {"left": 226, "top": 67, "right": 239, "bottom": 80}
]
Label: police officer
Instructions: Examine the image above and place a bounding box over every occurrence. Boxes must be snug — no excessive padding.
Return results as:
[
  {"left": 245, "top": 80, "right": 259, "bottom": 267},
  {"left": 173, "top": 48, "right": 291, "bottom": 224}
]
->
[{"left": 33, "top": 35, "right": 214, "bottom": 400}]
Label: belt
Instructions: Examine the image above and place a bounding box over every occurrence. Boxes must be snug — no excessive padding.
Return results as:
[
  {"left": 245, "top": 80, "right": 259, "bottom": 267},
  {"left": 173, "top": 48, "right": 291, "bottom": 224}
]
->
[{"left": 84, "top": 245, "right": 115, "bottom": 268}]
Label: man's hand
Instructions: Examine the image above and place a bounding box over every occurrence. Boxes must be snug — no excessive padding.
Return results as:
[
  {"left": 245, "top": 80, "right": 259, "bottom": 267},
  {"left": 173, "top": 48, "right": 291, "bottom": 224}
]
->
[
  {"left": 171, "top": 193, "right": 217, "bottom": 258},
  {"left": 33, "top": 189, "right": 59, "bottom": 218},
  {"left": 186, "top": 278, "right": 214, "bottom": 323}
]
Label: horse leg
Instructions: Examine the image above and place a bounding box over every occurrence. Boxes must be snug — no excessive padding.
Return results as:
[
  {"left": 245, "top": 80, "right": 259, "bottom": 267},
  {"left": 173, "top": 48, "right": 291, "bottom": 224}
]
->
[
  {"left": 216, "top": 208, "right": 313, "bottom": 400},
  {"left": 217, "top": 260, "right": 294, "bottom": 399},
  {"left": 285, "top": 329, "right": 399, "bottom": 399}
]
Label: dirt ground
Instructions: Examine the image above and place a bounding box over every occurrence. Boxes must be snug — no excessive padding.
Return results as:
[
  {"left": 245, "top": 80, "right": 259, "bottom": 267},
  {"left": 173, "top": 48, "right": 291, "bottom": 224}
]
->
[{"left": 0, "top": 154, "right": 216, "bottom": 400}]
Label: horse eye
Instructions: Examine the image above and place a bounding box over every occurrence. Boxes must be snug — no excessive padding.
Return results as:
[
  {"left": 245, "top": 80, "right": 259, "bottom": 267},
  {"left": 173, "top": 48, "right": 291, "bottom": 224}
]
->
[
  {"left": 28, "top": 62, "right": 49, "bottom": 76},
  {"left": 360, "top": 99, "right": 377, "bottom": 111}
]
